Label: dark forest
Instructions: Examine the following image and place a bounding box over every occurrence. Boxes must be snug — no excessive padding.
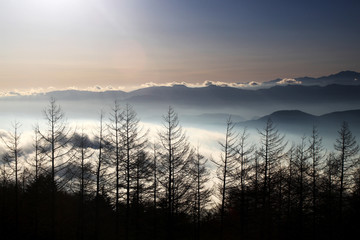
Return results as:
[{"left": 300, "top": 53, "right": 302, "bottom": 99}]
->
[{"left": 1, "top": 98, "right": 359, "bottom": 240}]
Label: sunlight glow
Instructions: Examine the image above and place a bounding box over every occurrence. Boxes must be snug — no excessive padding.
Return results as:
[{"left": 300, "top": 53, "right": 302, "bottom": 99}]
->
[
  {"left": 32, "top": 0, "right": 84, "bottom": 11},
  {"left": 22, "top": 0, "right": 107, "bottom": 25}
]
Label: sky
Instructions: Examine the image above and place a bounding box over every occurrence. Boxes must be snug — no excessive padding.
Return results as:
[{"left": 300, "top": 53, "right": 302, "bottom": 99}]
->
[{"left": 1, "top": 0, "right": 360, "bottom": 92}]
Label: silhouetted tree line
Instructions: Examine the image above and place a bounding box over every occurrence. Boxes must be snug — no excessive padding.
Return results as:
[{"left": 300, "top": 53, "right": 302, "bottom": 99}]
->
[{"left": 0, "top": 98, "right": 359, "bottom": 240}]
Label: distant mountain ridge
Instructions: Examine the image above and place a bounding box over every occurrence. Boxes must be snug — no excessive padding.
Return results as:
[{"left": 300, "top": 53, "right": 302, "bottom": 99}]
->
[
  {"left": 245, "top": 108, "right": 360, "bottom": 123},
  {"left": 178, "top": 109, "right": 360, "bottom": 149},
  {"left": 186, "top": 109, "right": 360, "bottom": 129},
  {"left": 1, "top": 71, "right": 360, "bottom": 121},
  {"left": 265, "top": 70, "right": 360, "bottom": 86},
  {"left": 38, "top": 71, "right": 360, "bottom": 107},
  {"left": 2, "top": 71, "right": 359, "bottom": 100},
  {"left": 240, "top": 109, "right": 360, "bottom": 137},
  {"left": 37, "top": 82, "right": 360, "bottom": 106}
]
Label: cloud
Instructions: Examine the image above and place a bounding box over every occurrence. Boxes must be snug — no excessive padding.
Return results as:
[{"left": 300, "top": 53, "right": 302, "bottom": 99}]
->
[
  {"left": 201, "top": 80, "right": 263, "bottom": 89},
  {"left": 140, "top": 80, "right": 264, "bottom": 90},
  {"left": 0, "top": 85, "right": 127, "bottom": 97},
  {"left": 0, "top": 87, "right": 56, "bottom": 97},
  {"left": 140, "top": 81, "right": 190, "bottom": 88},
  {"left": 0, "top": 80, "right": 266, "bottom": 98},
  {"left": 276, "top": 78, "right": 302, "bottom": 85},
  {"left": 203, "top": 80, "right": 229, "bottom": 87},
  {"left": 249, "top": 81, "right": 259, "bottom": 86}
]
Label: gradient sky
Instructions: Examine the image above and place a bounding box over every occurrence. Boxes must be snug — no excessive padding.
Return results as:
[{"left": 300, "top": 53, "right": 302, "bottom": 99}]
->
[{"left": 1, "top": 0, "right": 360, "bottom": 91}]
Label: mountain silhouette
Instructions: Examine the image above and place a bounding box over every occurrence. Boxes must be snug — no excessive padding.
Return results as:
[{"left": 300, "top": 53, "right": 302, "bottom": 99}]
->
[
  {"left": 1, "top": 71, "right": 360, "bottom": 121},
  {"left": 266, "top": 70, "right": 360, "bottom": 86},
  {"left": 240, "top": 109, "right": 360, "bottom": 140}
]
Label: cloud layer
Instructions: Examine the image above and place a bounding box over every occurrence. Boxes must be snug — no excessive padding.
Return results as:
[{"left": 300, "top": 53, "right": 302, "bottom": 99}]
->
[{"left": 0, "top": 78, "right": 306, "bottom": 97}]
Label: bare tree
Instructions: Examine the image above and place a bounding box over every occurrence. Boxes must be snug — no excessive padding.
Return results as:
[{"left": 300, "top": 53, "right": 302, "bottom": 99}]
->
[
  {"left": 30, "top": 124, "right": 46, "bottom": 181},
  {"left": 308, "top": 126, "right": 324, "bottom": 227},
  {"left": 108, "top": 100, "right": 123, "bottom": 238},
  {"left": 250, "top": 150, "right": 261, "bottom": 212},
  {"left": 39, "top": 97, "right": 74, "bottom": 239},
  {"left": 31, "top": 124, "right": 44, "bottom": 237},
  {"left": 72, "top": 129, "right": 94, "bottom": 240},
  {"left": 190, "top": 146, "right": 211, "bottom": 240},
  {"left": 257, "top": 118, "right": 286, "bottom": 238},
  {"left": 322, "top": 152, "right": 339, "bottom": 235},
  {"left": 21, "top": 124, "right": 47, "bottom": 238},
  {"left": 234, "top": 127, "right": 254, "bottom": 235},
  {"left": 40, "top": 98, "right": 74, "bottom": 185},
  {"left": 132, "top": 150, "right": 152, "bottom": 240},
  {"left": 120, "top": 104, "right": 148, "bottom": 240},
  {"left": 151, "top": 143, "right": 159, "bottom": 240},
  {"left": 94, "top": 110, "right": 111, "bottom": 240},
  {"left": 285, "top": 145, "right": 296, "bottom": 221},
  {"left": 293, "top": 137, "right": 309, "bottom": 231},
  {"left": 257, "top": 118, "right": 286, "bottom": 208},
  {"left": 0, "top": 121, "right": 21, "bottom": 235},
  {"left": 213, "top": 116, "right": 238, "bottom": 239},
  {"left": 158, "top": 106, "right": 193, "bottom": 239},
  {"left": 132, "top": 151, "right": 152, "bottom": 205},
  {"left": 334, "top": 122, "right": 359, "bottom": 221},
  {"left": 95, "top": 112, "right": 105, "bottom": 200}
]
